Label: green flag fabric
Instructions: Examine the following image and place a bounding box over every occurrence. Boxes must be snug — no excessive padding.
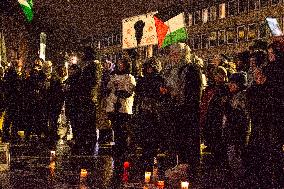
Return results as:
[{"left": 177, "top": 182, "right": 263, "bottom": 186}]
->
[
  {"left": 154, "top": 5, "right": 187, "bottom": 48},
  {"left": 18, "top": 0, "right": 33, "bottom": 22}
]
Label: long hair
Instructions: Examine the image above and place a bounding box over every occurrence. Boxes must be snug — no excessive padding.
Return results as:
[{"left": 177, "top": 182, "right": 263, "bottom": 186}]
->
[
  {"left": 115, "top": 58, "right": 131, "bottom": 74},
  {"left": 268, "top": 41, "right": 284, "bottom": 63},
  {"left": 142, "top": 57, "right": 161, "bottom": 75},
  {"left": 169, "top": 43, "right": 192, "bottom": 64}
]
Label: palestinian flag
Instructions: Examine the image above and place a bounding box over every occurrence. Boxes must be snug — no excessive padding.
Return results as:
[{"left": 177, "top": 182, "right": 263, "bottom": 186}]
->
[
  {"left": 154, "top": 5, "right": 187, "bottom": 48},
  {"left": 18, "top": 0, "right": 34, "bottom": 22}
]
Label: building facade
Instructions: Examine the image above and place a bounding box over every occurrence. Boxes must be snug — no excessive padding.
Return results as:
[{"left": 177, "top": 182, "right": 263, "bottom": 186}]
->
[
  {"left": 87, "top": 0, "right": 284, "bottom": 64},
  {"left": 187, "top": 0, "right": 284, "bottom": 60}
]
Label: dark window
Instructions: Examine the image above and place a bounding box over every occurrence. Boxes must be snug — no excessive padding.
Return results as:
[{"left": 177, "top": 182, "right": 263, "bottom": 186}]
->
[
  {"left": 218, "top": 30, "right": 226, "bottom": 45},
  {"left": 227, "top": 28, "right": 236, "bottom": 44},
  {"left": 271, "top": 0, "right": 280, "bottom": 5},
  {"left": 209, "top": 31, "right": 218, "bottom": 47},
  {"left": 210, "top": 6, "right": 217, "bottom": 21},
  {"left": 194, "top": 10, "right": 202, "bottom": 25},
  {"left": 260, "top": 0, "right": 269, "bottom": 7},
  {"left": 201, "top": 34, "right": 209, "bottom": 49},
  {"left": 193, "top": 35, "right": 201, "bottom": 49},
  {"left": 228, "top": 0, "right": 237, "bottom": 16},
  {"left": 259, "top": 22, "right": 268, "bottom": 38},
  {"left": 248, "top": 0, "right": 260, "bottom": 10},
  {"left": 239, "top": 0, "right": 248, "bottom": 13}
]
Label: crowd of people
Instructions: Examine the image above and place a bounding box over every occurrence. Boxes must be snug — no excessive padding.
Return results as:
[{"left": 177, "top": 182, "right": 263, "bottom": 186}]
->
[{"left": 0, "top": 38, "right": 283, "bottom": 187}]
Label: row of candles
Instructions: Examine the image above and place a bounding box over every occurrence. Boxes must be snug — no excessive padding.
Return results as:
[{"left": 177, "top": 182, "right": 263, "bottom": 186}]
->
[
  {"left": 49, "top": 151, "right": 190, "bottom": 189},
  {"left": 144, "top": 171, "right": 189, "bottom": 189}
]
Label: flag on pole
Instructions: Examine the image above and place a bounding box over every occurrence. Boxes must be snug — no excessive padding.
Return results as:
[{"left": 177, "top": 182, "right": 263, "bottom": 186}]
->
[
  {"left": 18, "top": 0, "right": 34, "bottom": 22},
  {"left": 154, "top": 5, "right": 187, "bottom": 48}
]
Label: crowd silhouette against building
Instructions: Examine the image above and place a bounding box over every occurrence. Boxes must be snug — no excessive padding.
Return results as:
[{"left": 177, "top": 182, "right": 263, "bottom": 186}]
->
[{"left": 0, "top": 39, "right": 283, "bottom": 188}]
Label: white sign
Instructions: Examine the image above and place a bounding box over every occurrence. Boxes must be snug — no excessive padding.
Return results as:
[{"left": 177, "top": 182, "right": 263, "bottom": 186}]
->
[
  {"left": 122, "top": 12, "right": 158, "bottom": 49},
  {"left": 40, "top": 32, "right": 46, "bottom": 61}
]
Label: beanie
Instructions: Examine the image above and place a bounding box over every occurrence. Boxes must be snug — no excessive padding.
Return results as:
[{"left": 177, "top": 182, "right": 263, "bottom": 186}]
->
[{"left": 229, "top": 71, "right": 248, "bottom": 89}]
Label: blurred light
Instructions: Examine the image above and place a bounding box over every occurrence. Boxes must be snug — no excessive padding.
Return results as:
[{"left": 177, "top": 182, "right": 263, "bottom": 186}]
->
[
  {"left": 65, "top": 61, "right": 68, "bottom": 68},
  {"left": 71, "top": 56, "right": 78, "bottom": 64},
  {"left": 157, "top": 181, "right": 165, "bottom": 189},
  {"left": 80, "top": 169, "right": 88, "bottom": 178},
  {"left": 181, "top": 181, "right": 189, "bottom": 189},
  {"left": 145, "top": 172, "right": 151, "bottom": 183}
]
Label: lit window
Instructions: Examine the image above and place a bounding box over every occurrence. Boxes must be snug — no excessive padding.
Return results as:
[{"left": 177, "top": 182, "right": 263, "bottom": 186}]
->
[
  {"left": 237, "top": 26, "right": 246, "bottom": 42},
  {"left": 210, "top": 6, "right": 217, "bottom": 21},
  {"left": 209, "top": 31, "right": 217, "bottom": 47},
  {"left": 202, "top": 8, "right": 209, "bottom": 23},
  {"left": 227, "top": 28, "right": 236, "bottom": 44},
  {"left": 219, "top": 3, "right": 226, "bottom": 19},
  {"left": 188, "top": 13, "right": 193, "bottom": 26},
  {"left": 248, "top": 23, "right": 258, "bottom": 41},
  {"left": 218, "top": 30, "right": 226, "bottom": 45}
]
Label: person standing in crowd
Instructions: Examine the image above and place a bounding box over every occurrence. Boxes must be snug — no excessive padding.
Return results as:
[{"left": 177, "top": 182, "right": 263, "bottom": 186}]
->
[
  {"left": 47, "top": 65, "right": 64, "bottom": 148},
  {"left": 76, "top": 47, "right": 98, "bottom": 155},
  {"left": 25, "top": 59, "right": 48, "bottom": 141},
  {"left": 199, "top": 63, "right": 217, "bottom": 146},
  {"left": 105, "top": 58, "right": 136, "bottom": 185},
  {"left": 236, "top": 51, "right": 250, "bottom": 73},
  {"left": 245, "top": 39, "right": 284, "bottom": 188},
  {"left": 225, "top": 71, "right": 249, "bottom": 183},
  {"left": 2, "top": 62, "right": 22, "bottom": 142},
  {"left": 162, "top": 43, "right": 202, "bottom": 182},
  {"left": 97, "top": 59, "right": 115, "bottom": 145},
  {"left": 64, "top": 64, "right": 82, "bottom": 153},
  {"left": 245, "top": 41, "right": 284, "bottom": 187},
  {"left": 135, "top": 57, "right": 166, "bottom": 173},
  {"left": 203, "top": 66, "right": 229, "bottom": 168}
]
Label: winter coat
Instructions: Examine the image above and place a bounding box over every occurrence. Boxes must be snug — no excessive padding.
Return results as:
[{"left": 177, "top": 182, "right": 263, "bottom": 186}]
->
[
  {"left": 204, "top": 84, "right": 228, "bottom": 149},
  {"left": 105, "top": 73, "right": 136, "bottom": 114},
  {"left": 135, "top": 73, "right": 165, "bottom": 113},
  {"left": 64, "top": 76, "right": 81, "bottom": 122},
  {"left": 225, "top": 90, "right": 249, "bottom": 148}
]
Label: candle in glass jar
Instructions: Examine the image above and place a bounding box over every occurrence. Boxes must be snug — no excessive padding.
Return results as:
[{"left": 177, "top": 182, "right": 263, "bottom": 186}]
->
[
  {"left": 145, "top": 172, "right": 151, "bottom": 183},
  {"left": 50, "top": 151, "right": 56, "bottom": 161},
  {"left": 181, "top": 181, "right": 189, "bottom": 189},
  {"left": 80, "top": 169, "right": 88, "bottom": 178},
  {"left": 157, "top": 180, "right": 165, "bottom": 189}
]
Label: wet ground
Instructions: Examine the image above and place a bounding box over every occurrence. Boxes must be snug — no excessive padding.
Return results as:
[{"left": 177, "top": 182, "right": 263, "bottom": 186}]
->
[
  {"left": 0, "top": 127, "right": 260, "bottom": 189},
  {"left": 0, "top": 137, "right": 240, "bottom": 189}
]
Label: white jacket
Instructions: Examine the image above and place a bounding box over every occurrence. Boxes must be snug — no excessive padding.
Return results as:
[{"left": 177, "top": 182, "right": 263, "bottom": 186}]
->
[{"left": 105, "top": 73, "right": 136, "bottom": 114}]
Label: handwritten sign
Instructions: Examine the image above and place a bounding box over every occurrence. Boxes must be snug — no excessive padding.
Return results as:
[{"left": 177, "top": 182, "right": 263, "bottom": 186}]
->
[{"left": 122, "top": 12, "right": 158, "bottom": 49}]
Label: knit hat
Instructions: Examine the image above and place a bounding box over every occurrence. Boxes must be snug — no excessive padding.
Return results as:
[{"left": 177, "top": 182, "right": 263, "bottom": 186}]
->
[
  {"left": 214, "top": 66, "right": 227, "bottom": 77},
  {"left": 229, "top": 71, "right": 248, "bottom": 89}
]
